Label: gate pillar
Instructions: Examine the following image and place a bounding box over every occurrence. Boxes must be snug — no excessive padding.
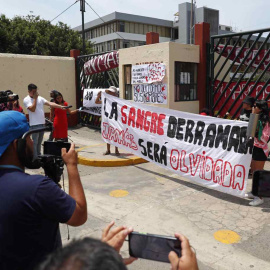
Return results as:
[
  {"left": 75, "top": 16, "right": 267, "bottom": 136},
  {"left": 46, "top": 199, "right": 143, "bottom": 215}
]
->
[
  {"left": 195, "top": 22, "right": 210, "bottom": 112},
  {"left": 69, "top": 49, "right": 80, "bottom": 126}
]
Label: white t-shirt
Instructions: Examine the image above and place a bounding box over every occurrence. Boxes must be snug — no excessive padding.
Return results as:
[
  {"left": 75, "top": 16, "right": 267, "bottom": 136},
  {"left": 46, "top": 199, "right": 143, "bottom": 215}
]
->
[{"left": 23, "top": 95, "right": 48, "bottom": 126}]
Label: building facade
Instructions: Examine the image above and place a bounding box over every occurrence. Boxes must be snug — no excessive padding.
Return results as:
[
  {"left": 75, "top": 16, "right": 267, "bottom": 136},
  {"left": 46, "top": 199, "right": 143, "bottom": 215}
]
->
[
  {"left": 73, "top": 2, "right": 226, "bottom": 53},
  {"left": 73, "top": 12, "right": 173, "bottom": 53}
]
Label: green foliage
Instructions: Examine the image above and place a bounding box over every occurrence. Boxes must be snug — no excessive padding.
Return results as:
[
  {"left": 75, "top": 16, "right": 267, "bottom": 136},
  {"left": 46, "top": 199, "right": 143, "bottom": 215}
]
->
[{"left": 0, "top": 14, "right": 93, "bottom": 56}]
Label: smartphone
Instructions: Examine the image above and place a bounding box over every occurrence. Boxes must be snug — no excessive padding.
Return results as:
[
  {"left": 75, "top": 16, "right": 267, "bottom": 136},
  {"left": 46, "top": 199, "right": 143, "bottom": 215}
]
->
[
  {"left": 128, "top": 232, "right": 181, "bottom": 263},
  {"left": 43, "top": 141, "right": 71, "bottom": 157},
  {"left": 252, "top": 170, "right": 270, "bottom": 197}
]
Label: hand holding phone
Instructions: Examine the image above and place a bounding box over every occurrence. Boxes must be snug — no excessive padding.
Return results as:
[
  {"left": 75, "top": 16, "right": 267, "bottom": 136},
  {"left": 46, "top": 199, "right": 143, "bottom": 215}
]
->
[
  {"left": 169, "top": 233, "right": 198, "bottom": 270},
  {"left": 129, "top": 232, "right": 181, "bottom": 263},
  {"left": 102, "top": 222, "right": 137, "bottom": 266}
]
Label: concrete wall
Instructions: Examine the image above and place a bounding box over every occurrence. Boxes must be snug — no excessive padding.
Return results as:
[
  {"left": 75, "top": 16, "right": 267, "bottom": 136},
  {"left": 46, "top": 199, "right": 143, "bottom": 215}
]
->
[
  {"left": 0, "top": 54, "right": 77, "bottom": 116},
  {"left": 119, "top": 42, "right": 200, "bottom": 114}
]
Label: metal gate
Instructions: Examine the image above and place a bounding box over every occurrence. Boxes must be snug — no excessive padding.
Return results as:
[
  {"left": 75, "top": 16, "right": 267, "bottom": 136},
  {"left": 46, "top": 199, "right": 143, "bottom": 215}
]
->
[
  {"left": 209, "top": 27, "right": 270, "bottom": 118},
  {"left": 76, "top": 51, "right": 119, "bottom": 128}
]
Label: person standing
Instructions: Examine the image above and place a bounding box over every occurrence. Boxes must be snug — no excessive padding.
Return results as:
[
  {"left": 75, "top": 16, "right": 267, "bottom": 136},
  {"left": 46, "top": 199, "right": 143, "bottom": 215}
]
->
[
  {"left": 52, "top": 92, "right": 78, "bottom": 141},
  {"left": 0, "top": 111, "right": 87, "bottom": 270},
  {"left": 23, "top": 83, "right": 67, "bottom": 160},
  {"left": 95, "top": 86, "right": 120, "bottom": 156},
  {"left": 47, "top": 90, "right": 59, "bottom": 141},
  {"left": 238, "top": 96, "right": 255, "bottom": 122},
  {"left": 246, "top": 100, "right": 270, "bottom": 206}
]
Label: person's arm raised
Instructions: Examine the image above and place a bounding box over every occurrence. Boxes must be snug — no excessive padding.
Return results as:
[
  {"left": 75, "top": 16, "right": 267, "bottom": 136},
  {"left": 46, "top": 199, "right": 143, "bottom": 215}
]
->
[
  {"left": 62, "top": 144, "right": 87, "bottom": 226},
  {"left": 45, "top": 101, "right": 66, "bottom": 110},
  {"left": 27, "top": 92, "right": 38, "bottom": 112}
]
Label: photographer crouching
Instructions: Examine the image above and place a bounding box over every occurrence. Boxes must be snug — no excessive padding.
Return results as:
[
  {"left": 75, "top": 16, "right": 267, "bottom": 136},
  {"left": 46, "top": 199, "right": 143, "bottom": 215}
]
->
[{"left": 0, "top": 111, "right": 87, "bottom": 270}]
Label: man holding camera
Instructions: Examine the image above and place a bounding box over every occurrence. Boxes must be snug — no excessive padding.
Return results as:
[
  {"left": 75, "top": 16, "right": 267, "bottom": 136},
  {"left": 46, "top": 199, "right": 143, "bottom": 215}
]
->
[
  {"left": 23, "top": 83, "right": 67, "bottom": 160},
  {"left": 0, "top": 111, "right": 87, "bottom": 270}
]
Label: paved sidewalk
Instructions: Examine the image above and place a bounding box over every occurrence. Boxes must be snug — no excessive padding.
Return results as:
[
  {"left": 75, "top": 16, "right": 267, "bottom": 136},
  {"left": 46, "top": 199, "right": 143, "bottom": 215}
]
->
[{"left": 29, "top": 126, "right": 270, "bottom": 270}]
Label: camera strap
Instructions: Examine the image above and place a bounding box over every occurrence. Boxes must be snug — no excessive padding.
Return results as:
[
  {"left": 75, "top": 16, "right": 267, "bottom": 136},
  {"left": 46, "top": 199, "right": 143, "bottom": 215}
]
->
[{"left": 0, "top": 165, "right": 24, "bottom": 172}]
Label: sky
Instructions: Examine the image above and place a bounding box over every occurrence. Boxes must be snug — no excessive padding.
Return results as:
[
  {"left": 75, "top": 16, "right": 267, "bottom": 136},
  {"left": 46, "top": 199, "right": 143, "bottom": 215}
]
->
[{"left": 0, "top": 0, "right": 269, "bottom": 32}]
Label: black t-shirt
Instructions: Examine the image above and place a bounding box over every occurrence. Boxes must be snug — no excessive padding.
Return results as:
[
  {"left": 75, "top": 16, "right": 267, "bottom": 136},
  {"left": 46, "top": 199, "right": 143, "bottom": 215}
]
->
[{"left": 0, "top": 169, "right": 76, "bottom": 270}]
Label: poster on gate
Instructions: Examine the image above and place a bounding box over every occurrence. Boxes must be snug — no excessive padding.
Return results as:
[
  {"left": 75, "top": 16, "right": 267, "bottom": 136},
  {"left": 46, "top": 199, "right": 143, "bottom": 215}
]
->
[
  {"left": 101, "top": 92, "right": 253, "bottom": 197},
  {"left": 82, "top": 88, "right": 119, "bottom": 116},
  {"left": 133, "top": 84, "right": 167, "bottom": 104},
  {"left": 132, "top": 63, "right": 166, "bottom": 84}
]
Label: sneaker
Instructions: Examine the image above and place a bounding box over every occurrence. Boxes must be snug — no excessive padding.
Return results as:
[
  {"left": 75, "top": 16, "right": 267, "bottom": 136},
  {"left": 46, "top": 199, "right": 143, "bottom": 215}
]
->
[
  {"left": 245, "top": 192, "right": 255, "bottom": 199},
  {"left": 249, "top": 197, "right": 264, "bottom": 206}
]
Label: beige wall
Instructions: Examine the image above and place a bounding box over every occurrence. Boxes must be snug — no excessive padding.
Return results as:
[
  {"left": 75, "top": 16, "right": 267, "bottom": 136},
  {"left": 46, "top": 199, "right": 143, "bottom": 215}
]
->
[
  {"left": 119, "top": 42, "right": 200, "bottom": 114},
  {"left": 0, "top": 53, "right": 76, "bottom": 113}
]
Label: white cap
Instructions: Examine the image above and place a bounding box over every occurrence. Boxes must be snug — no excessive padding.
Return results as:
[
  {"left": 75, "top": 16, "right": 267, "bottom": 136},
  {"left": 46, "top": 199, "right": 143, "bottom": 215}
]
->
[{"left": 108, "top": 86, "right": 117, "bottom": 93}]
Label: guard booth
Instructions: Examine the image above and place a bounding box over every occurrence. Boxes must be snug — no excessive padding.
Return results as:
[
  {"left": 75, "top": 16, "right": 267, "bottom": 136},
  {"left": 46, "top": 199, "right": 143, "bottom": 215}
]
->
[
  {"left": 208, "top": 27, "right": 270, "bottom": 118},
  {"left": 118, "top": 42, "right": 200, "bottom": 113}
]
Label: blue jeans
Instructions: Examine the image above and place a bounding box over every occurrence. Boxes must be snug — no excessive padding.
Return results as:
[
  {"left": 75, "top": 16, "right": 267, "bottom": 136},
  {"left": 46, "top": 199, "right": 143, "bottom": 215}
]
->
[{"left": 30, "top": 124, "right": 45, "bottom": 160}]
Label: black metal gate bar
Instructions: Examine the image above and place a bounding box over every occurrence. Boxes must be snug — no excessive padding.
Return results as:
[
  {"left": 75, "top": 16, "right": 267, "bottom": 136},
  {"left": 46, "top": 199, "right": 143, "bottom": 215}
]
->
[
  {"left": 213, "top": 33, "right": 263, "bottom": 110},
  {"left": 209, "top": 27, "right": 270, "bottom": 117},
  {"left": 215, "top": 33, "right": 270, "bottom": 116},
  {"left": 212, "top": 35, "right": 252, "bottom": 96},
  {"left": 213, "top": 37, "right": 233, "bottom": 68},
  {"left": 231, "top": 48, "right": 270, "bottom": 118},
  {"left": 213, "top": 35, "right": 243, "bottom": 82},
  {"left": 76, "top": 50, "right": 119, "bottom": 129}
]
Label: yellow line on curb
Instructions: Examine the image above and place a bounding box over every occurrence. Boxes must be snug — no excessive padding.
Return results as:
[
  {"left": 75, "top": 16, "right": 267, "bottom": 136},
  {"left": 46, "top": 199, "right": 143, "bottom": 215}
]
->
[{"left": 77, "top": 144, "right": 148, "bottom": 167}]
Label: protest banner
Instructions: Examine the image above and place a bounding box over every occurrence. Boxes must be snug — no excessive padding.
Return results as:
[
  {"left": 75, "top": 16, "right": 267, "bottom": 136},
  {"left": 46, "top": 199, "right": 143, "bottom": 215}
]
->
[
  {"left": 82, "top": 89, "right": 103, "bottom": 116},
  {"left": 132, "top": 63, "right": 166, "bottom": 84},
  {"left": 133, "top": 84, "right": 167, "bottom": 104},
  {"left": 84, "top": 51, "right": 119, "bottom": 75},
  {"left": 101, "top": 92, "right": 253, "bottom": 197}
]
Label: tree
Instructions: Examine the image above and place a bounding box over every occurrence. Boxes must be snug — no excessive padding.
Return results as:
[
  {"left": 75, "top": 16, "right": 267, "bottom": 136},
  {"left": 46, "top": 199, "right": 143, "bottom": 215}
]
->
[{"left": 0, "top": 14, "right": 93, "bottom": 56}]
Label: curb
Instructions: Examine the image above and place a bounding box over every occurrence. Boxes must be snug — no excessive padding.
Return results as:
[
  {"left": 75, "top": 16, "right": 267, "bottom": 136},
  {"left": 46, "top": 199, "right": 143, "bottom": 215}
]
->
[{"left": 77, "top": 145, "right": 148, "bottom": 167}]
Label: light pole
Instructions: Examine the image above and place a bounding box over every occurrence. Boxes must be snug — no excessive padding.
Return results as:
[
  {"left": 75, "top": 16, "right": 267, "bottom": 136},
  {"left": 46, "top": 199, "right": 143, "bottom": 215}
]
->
[
  {"left": 80, "top": 0, "right": 86, "bottom": 55},
  {"left": 190, "top": 0, "right": 194, "bottom": 44}
]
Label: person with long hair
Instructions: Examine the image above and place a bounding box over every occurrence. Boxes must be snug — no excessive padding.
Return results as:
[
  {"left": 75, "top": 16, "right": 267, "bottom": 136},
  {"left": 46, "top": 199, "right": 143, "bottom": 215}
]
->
[
  {"left": 52, "top": 92, "right": 78, "bottom": 141},
  {"left": 246, "top": 100, "right": 270, "bottom": 206}
]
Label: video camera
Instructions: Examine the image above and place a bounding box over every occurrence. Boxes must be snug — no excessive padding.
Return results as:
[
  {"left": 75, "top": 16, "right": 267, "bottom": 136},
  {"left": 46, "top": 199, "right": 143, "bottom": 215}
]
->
[
  {"left": 20, "top": 120, "right": 71, "bottom": 184},
  {"left": 0, "top": 90, "right": 19, "bottom": 104}
]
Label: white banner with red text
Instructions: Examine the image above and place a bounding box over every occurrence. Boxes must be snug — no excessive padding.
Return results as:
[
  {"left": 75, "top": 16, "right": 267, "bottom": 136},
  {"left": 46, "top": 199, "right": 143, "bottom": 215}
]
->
[
  {"left": 101, "top": 92, "right": 253, "bottom": 197},
  {"left": 132, "top": 63, "right": 166, "bottom": 84}
]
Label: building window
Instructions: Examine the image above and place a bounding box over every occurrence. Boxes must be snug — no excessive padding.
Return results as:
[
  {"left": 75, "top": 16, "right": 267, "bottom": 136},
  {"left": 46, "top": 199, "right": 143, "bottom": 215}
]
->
[
  {"left": 175, "top": 62, "right": 197, "bottom": 101},
  {"left": 134, "top": 23, "right": 139, "bottom": 34},
  {"left": 124, "top": 65, "right": 132, "bottom": 100},
  {"left": 125, "top": 22, "right": 130, "bottom": 33},
  {"left": 119, "top": 21, "right": 125, "bottom": 32},
  {"left": 107, "top": 42, "right": 111, "bottom": 51},
  {"left": 130, "top": 22, "right": 135, "bottom": 33},
  {"left": 139, "top": 24, "right": 144, "bottom": 34},
  {"left": 123, "top": 41, "right": 130, "bottom": 48}
]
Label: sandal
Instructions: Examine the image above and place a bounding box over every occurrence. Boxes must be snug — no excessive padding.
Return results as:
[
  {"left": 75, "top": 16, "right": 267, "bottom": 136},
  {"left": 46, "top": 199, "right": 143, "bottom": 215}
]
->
[{"left": 103, "top": 150, "right": 111, "bottom": 155}]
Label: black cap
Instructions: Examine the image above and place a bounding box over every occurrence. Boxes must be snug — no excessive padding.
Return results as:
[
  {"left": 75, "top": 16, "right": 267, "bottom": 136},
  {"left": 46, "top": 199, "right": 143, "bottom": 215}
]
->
[{"left": 243, "top": 96, "right": 255, "bottom": 106}]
